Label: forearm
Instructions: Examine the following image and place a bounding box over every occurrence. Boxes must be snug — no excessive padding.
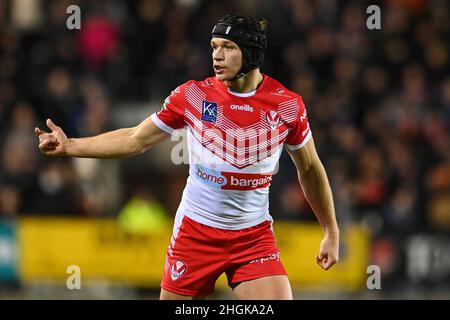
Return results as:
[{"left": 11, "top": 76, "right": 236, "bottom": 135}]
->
[
  {"left": 66, "top": 128, "right": 145, "bottom": 159},
  {"left": 299, "top": 163, "right": 339, "bottom": 237}
]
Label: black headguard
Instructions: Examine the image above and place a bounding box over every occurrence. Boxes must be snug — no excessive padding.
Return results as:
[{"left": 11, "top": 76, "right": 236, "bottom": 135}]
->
[{"left": 212, "top": 14, "right": 268, "bottom": 80}]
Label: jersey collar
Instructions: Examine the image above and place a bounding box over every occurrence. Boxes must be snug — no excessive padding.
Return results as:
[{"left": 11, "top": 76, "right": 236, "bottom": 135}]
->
[{"left": 219, "top": 74, "right": 269, "bottom": 98}]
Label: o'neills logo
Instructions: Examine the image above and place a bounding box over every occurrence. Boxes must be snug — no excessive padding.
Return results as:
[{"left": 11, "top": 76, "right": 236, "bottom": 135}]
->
[
  {"left": 230, "top": 104, "right": 254, "bottom": 112},
  {"left": 195, "top": 166, "right": 272, "bottom": 190}
]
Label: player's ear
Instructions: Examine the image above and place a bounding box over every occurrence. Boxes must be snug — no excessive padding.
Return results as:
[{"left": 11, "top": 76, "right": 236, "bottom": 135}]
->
[{"left": 258, "top": 17, "right": 268, "bottom": 34}]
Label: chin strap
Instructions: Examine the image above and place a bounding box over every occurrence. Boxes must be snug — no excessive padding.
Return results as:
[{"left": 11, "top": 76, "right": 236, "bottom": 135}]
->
[{"left": 230, "top": 72, "right": 246, "bottom": 81}]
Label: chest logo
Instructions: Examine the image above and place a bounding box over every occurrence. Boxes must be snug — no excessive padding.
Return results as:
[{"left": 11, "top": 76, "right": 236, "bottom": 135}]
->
[
  {"left": 266, "top": 110, "right": 282, "bottom": 130},
  {"left": 201, "top": 100, "right": 217, "bottom": 123}
]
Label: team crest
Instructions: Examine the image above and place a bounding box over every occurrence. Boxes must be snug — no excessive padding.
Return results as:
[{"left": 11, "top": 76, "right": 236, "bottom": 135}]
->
[
  {"left": 171, "top": 260, "right": 187, "bottom": 281},
  {"left": 266, "top": 110, "right": 282, "bottom": 130}
]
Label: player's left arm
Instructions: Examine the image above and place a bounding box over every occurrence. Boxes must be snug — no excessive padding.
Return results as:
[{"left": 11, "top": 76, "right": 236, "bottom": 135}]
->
[{"left": 287, "top": 137, "right": 339, "bottom": 270}]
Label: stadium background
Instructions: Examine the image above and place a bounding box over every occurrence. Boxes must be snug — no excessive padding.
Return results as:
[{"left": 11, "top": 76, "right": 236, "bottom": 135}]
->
[{"left": 0, "top": 0, "right": 449, "bottom": 299}]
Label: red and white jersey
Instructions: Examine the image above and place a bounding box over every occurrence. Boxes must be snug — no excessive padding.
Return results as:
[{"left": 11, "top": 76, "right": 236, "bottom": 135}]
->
[{"left": 150, "top": 74, "right": 311, "bottom": 230}]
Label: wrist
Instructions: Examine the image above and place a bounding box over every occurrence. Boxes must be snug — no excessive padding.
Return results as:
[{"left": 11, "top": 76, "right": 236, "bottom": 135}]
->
[
  {"left": 324, "top": 226, "right": 339, "bottom": 239},
  {"left": 64, "top": 138, "right": 74, "bottom": 156}
]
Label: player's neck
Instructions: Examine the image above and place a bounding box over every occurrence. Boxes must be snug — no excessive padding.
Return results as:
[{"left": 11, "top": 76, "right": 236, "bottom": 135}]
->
[{"left": 225, "top": 69, "right": 263, "bottom": 93}]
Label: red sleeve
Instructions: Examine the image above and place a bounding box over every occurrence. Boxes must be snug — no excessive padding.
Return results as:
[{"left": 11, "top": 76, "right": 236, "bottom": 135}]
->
[
  {"left": 150, "top": 83, "right": 188, "bottom": 134},
  {"left": 284, "top": 97, "right": 312, "bottom": 150}
]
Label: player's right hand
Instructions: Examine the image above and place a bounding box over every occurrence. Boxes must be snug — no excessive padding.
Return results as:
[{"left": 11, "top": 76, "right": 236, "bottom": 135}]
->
[{"left": 35, "top": 118, "right": 68, "bottom": 157}]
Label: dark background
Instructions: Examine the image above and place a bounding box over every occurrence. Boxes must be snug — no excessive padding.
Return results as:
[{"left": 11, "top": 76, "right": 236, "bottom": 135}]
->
[{"left": 0, "top": 0, "right": 449, "bottom": 298}]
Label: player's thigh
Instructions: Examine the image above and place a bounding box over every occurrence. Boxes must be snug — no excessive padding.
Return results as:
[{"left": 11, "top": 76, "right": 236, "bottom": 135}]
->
[
  {"left": 159, "top": 288, "right": 209, "bottom": 300},
  {"left": 232, "top": 275, "right": 292, "bottom": 300}
]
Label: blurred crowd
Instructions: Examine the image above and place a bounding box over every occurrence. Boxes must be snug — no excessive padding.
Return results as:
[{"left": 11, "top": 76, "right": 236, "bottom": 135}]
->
[{"left": 0, "top": 0, "right": 449, "bottom": 244}]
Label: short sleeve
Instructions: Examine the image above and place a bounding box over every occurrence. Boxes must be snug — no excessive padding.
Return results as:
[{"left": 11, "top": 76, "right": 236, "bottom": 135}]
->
[
  {"left": 284, "top": 97, "right": 312, "bottom": 150},
  {"left": 150, "top": 83, "right": 187, "bottom": 134}
]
